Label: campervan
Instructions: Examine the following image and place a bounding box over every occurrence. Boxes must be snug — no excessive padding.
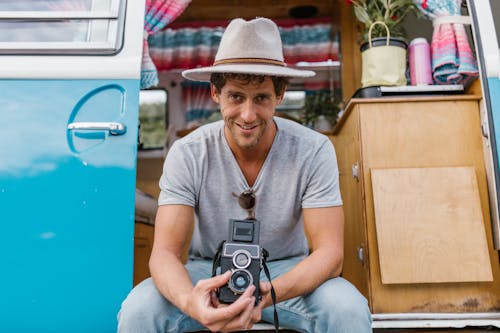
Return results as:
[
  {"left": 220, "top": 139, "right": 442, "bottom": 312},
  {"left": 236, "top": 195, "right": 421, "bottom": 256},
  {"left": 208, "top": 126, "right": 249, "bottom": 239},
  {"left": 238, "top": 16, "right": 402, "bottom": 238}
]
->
[{"left": 1, "top": 0, "right": 499, "bottom": 332}]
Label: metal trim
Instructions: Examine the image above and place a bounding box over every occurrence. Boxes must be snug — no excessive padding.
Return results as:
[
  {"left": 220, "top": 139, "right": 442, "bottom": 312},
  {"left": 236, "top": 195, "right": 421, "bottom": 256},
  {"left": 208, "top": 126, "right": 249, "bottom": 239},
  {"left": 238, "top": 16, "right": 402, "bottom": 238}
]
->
[
  {"left": 0, "top": 11, "right": 118, "bottom": 19},
  {"left": 372, "top": 312, "right": 500, "bottom": 329}
]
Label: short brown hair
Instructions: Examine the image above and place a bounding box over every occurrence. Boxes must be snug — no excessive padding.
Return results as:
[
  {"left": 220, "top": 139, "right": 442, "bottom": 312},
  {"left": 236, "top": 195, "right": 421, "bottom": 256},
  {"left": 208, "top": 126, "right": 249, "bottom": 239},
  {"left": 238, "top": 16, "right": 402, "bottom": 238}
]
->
[{"left": 210, "top": 73, "right": 288, "bottom": 97}]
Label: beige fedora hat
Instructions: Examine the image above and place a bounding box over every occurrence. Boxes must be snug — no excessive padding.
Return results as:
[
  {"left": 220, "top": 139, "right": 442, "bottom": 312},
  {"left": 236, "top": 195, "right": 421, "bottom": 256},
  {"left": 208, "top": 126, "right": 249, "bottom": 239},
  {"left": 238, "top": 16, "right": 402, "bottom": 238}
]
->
[{"left": 182, "top": 17, "right": 315, "bottom": 81}]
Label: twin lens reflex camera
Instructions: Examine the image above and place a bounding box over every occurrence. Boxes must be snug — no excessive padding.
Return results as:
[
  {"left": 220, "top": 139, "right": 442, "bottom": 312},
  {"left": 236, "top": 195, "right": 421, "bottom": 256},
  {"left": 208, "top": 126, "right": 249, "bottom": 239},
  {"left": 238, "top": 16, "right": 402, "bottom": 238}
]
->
[{"left": 216, "top": 190, "right": 263, "bottom": 304}]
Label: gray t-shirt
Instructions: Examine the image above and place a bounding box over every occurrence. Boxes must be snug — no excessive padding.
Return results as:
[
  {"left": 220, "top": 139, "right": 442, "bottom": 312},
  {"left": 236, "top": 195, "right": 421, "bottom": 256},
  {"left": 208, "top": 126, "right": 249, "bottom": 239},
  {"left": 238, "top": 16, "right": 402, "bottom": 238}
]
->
[{"left": 158, "top": 117, "right": 342, "bottom": 261}]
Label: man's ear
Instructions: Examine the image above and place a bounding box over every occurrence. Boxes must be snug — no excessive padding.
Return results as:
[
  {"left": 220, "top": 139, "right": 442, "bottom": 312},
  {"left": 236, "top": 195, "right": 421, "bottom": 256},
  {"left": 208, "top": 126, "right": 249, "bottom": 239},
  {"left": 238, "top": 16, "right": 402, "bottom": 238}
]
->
[
  {"left": 210, "top": 84, "right": 220, "bottom": 103},
  {"left": 276, "top": 85, "right": 288, "bottom": 104}
]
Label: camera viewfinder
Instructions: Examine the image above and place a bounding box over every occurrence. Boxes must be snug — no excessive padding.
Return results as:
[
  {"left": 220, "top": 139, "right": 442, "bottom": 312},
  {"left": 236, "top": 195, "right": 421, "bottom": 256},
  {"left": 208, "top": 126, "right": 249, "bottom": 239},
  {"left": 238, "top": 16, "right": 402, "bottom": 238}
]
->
[{"left": 232, "top": 220, "right": 254, "bottom": 242}]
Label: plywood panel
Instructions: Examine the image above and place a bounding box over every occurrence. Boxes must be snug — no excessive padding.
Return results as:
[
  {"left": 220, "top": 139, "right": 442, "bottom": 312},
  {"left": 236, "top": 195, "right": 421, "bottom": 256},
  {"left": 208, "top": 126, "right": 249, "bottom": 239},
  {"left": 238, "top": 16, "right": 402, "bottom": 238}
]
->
[{"left": 371, "top": 167, "right": 492, "bottom": 284}]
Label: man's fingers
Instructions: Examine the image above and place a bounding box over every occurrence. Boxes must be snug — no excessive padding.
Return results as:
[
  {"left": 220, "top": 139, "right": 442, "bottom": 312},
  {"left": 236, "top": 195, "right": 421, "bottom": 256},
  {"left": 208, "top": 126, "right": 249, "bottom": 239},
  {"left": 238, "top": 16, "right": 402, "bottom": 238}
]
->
[
  {"left": 218, "top": 293, "right": 256, "bottom": 332},
  {"left": 251, "top": 304, "right": 263, "bottom": 324},
  {"left": 210, "top": 290, "right": 221, "bottom": 307},
  {"left": 241, "top": 283, "right": 256, "bottom": 298},
  {"left": 233, "top": 297, "right": 256, "bottom": 330},
  {"left": 259, "top": 281, "right": 272, "bottom": 294},
  {"left": 196, "top": 277, "right": 260, "bottom": 331},
  {"left": 197, "top": 270, "right": 231, "bottom": 291},
  {"left": 255, "top": 281, "right": 272, "bottom": 309},
  {"left": 211, "top": 285, "right": 256, "bottom": 321},
  {"left": 207, "top": 297, "right": 253, "bottom": 328},
  {"left": 199, "top": 294, "right": 248, "bottom": 332}
]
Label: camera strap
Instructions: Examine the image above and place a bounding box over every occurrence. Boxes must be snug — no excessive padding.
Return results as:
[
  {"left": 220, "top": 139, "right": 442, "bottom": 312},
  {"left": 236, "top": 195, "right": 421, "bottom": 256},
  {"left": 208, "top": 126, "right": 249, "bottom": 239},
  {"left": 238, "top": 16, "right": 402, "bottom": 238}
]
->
[
  {"left": 212, "top": 241, "right": 279, "bottom": 333},
  {"left": 211, "top": 240, "right": 225, "bottom": 278},
  {"left": 261, "top": 248, "right": 279, "bottom": 333}
]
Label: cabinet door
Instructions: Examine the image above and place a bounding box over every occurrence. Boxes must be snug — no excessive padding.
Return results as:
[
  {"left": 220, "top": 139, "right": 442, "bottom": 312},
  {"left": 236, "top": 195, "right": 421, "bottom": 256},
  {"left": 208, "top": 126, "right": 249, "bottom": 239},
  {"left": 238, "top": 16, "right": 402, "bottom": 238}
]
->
[
  {"left": 134, "top": 223, "right": 154, "bottom": 286},
  {"left": 358, "top": 100, "right": 500, "bottom": 314}
]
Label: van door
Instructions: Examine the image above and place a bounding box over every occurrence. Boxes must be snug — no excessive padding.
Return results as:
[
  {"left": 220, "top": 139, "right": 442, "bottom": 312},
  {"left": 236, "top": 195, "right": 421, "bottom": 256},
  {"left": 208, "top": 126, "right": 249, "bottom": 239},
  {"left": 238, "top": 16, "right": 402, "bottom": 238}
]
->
[
  {"left": 0, "top": 1, "right": 145, "bottom": 332},
  {"left": 468, "top": 0, "right": 500, "bottom": 250}
]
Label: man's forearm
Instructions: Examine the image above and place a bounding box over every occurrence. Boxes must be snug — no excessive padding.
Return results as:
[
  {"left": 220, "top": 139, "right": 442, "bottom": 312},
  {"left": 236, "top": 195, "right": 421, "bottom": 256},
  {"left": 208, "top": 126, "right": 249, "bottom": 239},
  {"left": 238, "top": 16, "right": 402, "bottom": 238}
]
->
[
  {"left": 265, "top": 247, "right": 342, "bottom": 307},
  {"left": 149, "top": 248, "right": 194, "bottom": 314},
  {"left": 263, "top": 206, "right": 345, "bottom": 307}
]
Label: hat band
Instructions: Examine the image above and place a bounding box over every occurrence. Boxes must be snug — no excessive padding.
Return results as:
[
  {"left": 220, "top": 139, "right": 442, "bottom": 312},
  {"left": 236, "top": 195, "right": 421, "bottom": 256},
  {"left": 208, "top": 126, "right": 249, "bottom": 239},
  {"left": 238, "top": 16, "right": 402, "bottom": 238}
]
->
[{"left": 213, "top": 58, "right": 285, "bottom": 67}]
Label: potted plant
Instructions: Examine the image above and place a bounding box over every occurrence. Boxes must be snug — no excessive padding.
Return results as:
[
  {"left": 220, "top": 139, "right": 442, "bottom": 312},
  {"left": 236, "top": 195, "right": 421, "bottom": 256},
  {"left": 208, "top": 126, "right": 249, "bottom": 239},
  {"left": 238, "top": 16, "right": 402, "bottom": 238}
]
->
[
  {"left": 302, "top": 90, "right": 340, "bottom": 133},
  {"left": 347, "top": 0, "right": 421, "bottom": 87}
]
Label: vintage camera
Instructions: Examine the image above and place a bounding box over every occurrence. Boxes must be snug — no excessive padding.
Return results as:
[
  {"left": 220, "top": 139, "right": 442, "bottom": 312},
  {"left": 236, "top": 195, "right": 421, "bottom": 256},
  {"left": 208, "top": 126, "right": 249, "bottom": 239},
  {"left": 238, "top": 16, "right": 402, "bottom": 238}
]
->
[{"left": 217, "top": 218, "right": 262, "bottom": 304}]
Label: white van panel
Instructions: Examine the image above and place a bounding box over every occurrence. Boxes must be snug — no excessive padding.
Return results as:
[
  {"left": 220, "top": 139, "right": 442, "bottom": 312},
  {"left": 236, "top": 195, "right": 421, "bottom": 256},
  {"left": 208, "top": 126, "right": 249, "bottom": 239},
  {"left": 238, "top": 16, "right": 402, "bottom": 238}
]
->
[{"left": 0, "top": 0, "right": 144, "bottom": 79}]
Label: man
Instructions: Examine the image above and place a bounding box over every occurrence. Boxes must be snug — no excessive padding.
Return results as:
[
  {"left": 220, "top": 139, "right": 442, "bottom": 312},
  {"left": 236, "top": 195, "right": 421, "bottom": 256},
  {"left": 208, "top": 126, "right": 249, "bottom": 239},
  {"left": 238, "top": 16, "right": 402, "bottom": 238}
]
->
[{"left": 118, "top": 17, "right": 372, "bottom": 333}]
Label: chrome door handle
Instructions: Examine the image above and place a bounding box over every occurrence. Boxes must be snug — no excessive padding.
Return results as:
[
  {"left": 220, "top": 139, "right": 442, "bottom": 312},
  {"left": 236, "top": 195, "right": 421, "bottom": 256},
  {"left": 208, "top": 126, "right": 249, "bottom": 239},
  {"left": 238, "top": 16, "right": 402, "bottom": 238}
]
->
[{"left": 67, "top": 122, "right": 126, "bottom": 135}]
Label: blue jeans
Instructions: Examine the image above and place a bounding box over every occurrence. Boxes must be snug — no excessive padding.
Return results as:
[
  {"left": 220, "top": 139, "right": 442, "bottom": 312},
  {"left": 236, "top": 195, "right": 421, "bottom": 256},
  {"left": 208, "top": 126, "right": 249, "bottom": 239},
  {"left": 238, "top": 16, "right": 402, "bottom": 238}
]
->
[{"left": 117, "top": 257, "right": 372, "bottom": 333}]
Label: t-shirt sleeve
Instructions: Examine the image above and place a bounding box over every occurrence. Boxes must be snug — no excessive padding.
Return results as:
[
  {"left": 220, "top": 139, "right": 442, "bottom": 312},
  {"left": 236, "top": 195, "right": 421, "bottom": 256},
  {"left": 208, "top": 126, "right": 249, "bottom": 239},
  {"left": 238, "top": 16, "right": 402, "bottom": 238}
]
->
[
  {"left": 158, "top": 141, "right": 197, "bottom": 207},
  {"left": 301, "top": 139, "right": 343, "bottom": 208}
]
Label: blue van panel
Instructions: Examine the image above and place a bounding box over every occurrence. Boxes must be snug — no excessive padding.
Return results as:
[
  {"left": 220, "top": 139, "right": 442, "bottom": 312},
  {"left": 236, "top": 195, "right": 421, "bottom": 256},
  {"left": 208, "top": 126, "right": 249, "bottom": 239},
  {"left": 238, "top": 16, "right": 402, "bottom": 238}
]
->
[{"left": 0, "top": 79, "right": 139, "bottom": 332}]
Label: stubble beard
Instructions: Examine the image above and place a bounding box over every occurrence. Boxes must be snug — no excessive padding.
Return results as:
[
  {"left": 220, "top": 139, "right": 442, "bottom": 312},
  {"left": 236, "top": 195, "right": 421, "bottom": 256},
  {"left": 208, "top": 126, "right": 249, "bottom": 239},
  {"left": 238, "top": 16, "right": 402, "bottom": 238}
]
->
[{"left": 224, "top": 117, "right": 267, "bottom": 149}]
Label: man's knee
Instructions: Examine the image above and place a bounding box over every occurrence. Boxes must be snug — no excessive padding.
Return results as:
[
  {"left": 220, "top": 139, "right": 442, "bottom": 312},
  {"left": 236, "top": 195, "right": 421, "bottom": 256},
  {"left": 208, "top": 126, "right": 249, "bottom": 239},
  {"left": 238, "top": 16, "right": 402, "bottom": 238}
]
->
[
  {"left": 117, "top": 278, "right": 174, "bottom": 332},
  {"left": 313, "top": 277, "right": 372, "bottom": 329}
]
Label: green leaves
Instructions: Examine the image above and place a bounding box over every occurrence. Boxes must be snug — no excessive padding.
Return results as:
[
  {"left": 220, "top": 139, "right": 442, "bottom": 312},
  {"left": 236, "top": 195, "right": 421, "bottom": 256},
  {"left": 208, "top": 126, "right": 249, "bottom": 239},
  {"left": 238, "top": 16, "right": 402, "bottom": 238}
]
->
[
  {"left": 350, "top": 0, "right": 420, "bottom": 41},
  {"left": 354, "top": 4, "right": 371, "bottom": 25},
  {"left": 303, "top": 90, "right": 340, "bottom": 129}
]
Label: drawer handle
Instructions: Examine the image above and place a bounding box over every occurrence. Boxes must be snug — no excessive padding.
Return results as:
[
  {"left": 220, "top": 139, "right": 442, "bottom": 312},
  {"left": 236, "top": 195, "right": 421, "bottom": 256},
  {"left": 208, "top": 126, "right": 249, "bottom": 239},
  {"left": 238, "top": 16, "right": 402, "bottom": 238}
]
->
[{"left": 357, "top": 246, "right": 365, "bottom": 263}]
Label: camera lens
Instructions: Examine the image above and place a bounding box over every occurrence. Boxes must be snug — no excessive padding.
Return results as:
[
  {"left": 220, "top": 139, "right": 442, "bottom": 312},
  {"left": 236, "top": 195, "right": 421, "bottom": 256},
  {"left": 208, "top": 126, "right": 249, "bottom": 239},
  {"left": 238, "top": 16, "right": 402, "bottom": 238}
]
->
[
  {"left": 235, "top": 275, "right": 247, "bottom": 288},
  {"left": 232, "top": 250, "right": 251, "bottom": 269},
  {"left": 228, "top": 269, "right": 253, "bottom": 294}
]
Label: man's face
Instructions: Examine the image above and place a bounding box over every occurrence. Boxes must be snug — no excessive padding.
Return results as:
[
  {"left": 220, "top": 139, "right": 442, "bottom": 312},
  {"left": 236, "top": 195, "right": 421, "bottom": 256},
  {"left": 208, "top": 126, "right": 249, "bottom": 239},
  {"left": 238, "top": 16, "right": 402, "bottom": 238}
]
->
[{"left": 211, "top": 76, "right": 283, "bottom": 150}]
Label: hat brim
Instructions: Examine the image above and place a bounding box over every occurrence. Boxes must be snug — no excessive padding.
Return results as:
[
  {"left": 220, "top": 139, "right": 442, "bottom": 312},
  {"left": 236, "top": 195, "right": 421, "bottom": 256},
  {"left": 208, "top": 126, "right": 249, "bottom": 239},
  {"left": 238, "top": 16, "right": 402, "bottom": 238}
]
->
[{"left": 182, "top": 63, "right": 316, "bottom": 82}]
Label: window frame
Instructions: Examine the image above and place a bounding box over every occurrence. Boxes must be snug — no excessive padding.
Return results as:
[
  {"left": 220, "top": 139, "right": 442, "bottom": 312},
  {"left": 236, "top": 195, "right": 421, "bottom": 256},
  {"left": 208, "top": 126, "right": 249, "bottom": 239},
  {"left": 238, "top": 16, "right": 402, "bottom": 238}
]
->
[{"left": 0, "top": 0, "right": 126, "bottom": 55}]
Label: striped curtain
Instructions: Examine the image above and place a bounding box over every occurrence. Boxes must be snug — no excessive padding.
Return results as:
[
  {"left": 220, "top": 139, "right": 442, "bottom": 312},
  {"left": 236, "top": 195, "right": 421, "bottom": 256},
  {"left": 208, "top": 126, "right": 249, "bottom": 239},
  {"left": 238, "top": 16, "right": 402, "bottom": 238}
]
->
[
  {"left": 148, "top": 18, "right": 338, "bottom": 71},
  {"left": 141, "top": 0, "right": 191, "bottom": 89},
  {"left": 413, "top": 0, "right": 478, "bottom": 85},
  {"left": 148, "top": 17, "right": 339, "bottom": 126}
]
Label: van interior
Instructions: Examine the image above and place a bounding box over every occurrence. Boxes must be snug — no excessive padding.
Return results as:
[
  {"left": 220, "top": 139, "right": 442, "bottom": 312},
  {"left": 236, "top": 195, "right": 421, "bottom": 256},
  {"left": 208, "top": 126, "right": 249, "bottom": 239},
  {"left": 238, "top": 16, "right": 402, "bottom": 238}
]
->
[{"left": 133, "top": 0, "right": 500, "bottom": 331}]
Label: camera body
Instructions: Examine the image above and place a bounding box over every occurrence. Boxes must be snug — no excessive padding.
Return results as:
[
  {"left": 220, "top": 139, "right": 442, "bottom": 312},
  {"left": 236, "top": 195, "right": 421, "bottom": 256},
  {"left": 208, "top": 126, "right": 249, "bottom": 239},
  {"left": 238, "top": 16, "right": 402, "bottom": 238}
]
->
[{"left": 218, "top": 219, "right": 262, "bottom": 304}]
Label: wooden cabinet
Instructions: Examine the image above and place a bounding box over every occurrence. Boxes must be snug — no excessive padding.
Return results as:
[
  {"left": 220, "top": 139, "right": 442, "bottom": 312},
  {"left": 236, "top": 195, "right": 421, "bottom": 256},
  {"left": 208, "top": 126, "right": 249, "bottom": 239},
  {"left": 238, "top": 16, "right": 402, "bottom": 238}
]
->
[
  {"left": 134, "top": 222, "right": 154, "bottom": 286},
  {"left": 331, "top": 96, "right": 500, "bottom": 314}
]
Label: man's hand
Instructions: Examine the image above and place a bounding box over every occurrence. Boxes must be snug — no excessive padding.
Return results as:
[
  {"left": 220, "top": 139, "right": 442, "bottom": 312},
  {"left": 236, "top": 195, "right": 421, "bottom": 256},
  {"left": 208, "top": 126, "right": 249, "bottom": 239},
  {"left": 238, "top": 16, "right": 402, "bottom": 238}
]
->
[
  {"left": 184, "top": 271, "right": 261, "bottom": 332},
  {"left": 250, "top": 281, "right": 272, "bottom": 324}
]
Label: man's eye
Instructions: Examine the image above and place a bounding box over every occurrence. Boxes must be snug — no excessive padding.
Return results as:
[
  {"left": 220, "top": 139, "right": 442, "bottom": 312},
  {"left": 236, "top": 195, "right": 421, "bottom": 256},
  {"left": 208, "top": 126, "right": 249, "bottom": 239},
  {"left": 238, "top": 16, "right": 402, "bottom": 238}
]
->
[
  {"left": 255, "top": 95, "right": 269, "bottom": 103},
  {"left": 230, "top": 94, "right": 243, "bottom": 101}
]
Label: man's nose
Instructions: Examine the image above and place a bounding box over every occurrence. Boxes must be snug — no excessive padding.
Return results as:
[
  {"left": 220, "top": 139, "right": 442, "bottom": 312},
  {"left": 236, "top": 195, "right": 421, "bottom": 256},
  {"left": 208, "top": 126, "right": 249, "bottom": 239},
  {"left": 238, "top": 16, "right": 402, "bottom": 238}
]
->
[{"left": 240, "top": 100, "right": 257, "bottom": 123}]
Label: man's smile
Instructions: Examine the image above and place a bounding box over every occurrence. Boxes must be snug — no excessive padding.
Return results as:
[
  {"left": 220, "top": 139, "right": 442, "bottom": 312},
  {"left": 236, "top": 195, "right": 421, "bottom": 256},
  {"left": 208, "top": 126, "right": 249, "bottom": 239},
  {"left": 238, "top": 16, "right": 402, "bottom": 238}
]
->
[{"left": 235, "top": 122, "right": 259, "bottom": 132}]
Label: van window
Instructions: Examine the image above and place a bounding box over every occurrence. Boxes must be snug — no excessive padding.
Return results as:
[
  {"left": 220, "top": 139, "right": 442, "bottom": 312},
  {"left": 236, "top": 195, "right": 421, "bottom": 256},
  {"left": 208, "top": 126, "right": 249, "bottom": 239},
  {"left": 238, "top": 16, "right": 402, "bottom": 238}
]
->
[
  {"left": 275, "top": 91, "right": 306, "bottom": 122},
  {"left": 138, "top": 89, "right": 169, "bottom": 150},
  {"left": 0, "top": 0, "right": 125, "bottom": 54}
]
